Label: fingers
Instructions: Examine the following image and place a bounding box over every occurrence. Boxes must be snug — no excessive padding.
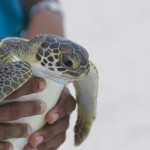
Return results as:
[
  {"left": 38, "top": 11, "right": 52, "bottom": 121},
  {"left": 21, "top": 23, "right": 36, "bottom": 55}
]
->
[
  {"left": 37, "top": 133, "right": 66, "bottom": 150},
  {"left": 0, "top": 141, "right": 13, "bottom": 150},
  {"left": 0, "top": 77, "right": 47, "bottom": 150},
  {"left": 23, "top": 87, "right": 75, "bottom": 150},
  {"left": 0, "top": 100, "right": 47, "bottom": 150},
  {"left": 0, "top": 123, "right": 32, "bottom": 140},
  {"left": 24, "top": 87, "right": 75, "bottom": 149},
  {"left": 46, "top": 87, "right": 76, "bottom": 124},
  {"left": 0, "top": 100, "right": 47, "bottom": 122},
  {"left": 5, "top": 77, "right": 46, "bottom": 100},
  {"left": 25, "top": 115, "right": 69, "bottom": 149},
  {"left": 25, "top": 134, "right": 66, "bottom": 150}
]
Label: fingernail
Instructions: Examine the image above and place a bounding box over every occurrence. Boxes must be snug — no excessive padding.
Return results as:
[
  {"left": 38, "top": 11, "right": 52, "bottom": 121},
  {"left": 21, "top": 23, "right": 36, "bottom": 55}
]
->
[
  {"left": 27, "top": 125, "right": 33, "bottom": 136},
  {"left": 34, "top": 136, "right": 44, "bottom": 147},
  {"left": 39, "top": 80, "right": 46, "bottom": 90},
  {"left": 40, "top": 102, "right": 47, "bottom": 113},
  {"left": 51, "top": 113, "right": 59, "bottom": 124}
]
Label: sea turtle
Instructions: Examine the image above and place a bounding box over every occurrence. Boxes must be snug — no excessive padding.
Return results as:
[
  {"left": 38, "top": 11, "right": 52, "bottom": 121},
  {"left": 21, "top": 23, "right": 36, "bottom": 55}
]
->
[{"left": 0, "top": 34, "right": 98, "bottom": 150}]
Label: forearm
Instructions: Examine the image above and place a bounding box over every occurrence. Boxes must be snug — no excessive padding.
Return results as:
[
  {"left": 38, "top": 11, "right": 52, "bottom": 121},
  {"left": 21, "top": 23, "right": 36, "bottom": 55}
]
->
[{"left": 25, "top": 9, "right": 64, "bottom": 39}]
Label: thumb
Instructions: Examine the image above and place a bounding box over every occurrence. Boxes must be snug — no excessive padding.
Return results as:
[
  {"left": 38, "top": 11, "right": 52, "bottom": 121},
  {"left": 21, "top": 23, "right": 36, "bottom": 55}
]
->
[{"left": 46, "top": 87, "right": 76, "bottom": 124}]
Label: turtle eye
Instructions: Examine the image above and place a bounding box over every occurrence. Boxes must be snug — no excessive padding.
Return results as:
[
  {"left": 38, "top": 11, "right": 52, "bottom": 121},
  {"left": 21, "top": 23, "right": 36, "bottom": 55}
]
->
[{"left": 62, "top": 56, "right": 73, "bottom": 68}]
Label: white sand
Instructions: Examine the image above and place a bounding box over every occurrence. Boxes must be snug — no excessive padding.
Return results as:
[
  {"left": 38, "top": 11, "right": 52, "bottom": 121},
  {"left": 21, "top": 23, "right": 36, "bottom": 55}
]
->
[{"left": 60, "top": 0, "right": 150, "bottom": 150}]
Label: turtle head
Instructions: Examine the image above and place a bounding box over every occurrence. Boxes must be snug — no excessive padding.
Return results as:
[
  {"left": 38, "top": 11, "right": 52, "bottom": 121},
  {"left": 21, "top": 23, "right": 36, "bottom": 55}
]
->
[
  {"left": 32, "top": 34, "right": 98, "bottom": 146},
  {"left": 34, "top": 34, "right": 90, "bottom": 83}
]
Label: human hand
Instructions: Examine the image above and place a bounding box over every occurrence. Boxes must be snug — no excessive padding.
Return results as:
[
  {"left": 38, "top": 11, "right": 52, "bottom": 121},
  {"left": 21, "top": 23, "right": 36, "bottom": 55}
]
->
[
  {"left": 0, "top": 77, "right": 47, "bottom": 150},
  {"left": 24, "top": 87, "right": 76, "bottom": 150}
]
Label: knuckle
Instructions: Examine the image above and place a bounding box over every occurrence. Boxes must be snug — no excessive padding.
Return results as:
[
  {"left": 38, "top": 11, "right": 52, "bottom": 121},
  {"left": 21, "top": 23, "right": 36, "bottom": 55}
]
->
[
  {"left": 8, "top": 102, "right": 25, "bottom": 120},
  {"left": 0, "top": 126, "right": 12, "bottom": 140},
  {"left": 20, "top": 124, "right": 28, "bottom": 137},
  {"left": 9, "top": 103, "right": 22, "bottom": 120},
  {"left": 7, "top": 101, "right": 42, "bottom": 121},
  {"left": 30, "top": 77, "right": 44, "bottom": 93},
  {"left": 30, "top": 101, "right": 42, "bottom": 115},
  {"left": 3, "top": 131, "right": 11, "bottom": 140},
  {"left": 30, "top": 80, "right": 39, "bottom": 93},
  {"left": 0, "top": 124, "right": 31, "bottom": 140}
]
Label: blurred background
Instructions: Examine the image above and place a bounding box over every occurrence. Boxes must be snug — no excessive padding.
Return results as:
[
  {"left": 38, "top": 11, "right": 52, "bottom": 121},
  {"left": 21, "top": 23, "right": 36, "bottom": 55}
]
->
[{"left": 61, "top": 0, "right": 150, "bottom": 150}]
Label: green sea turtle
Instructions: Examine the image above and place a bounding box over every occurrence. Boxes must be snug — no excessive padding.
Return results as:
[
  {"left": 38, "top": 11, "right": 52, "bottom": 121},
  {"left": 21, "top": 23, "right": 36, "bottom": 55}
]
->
[{"left": 0, "top": 34, "right": 98, "bottom": 150}]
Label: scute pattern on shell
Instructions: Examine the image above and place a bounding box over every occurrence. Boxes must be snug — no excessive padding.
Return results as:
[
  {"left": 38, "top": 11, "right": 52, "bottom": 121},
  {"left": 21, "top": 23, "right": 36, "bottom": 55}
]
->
[{"left": 0, "top": 61, "right": 32, "bottom": 100}]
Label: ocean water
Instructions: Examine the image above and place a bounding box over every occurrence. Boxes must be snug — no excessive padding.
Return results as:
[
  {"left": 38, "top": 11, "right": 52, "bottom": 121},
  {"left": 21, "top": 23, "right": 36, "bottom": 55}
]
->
[{"left": 60, "top": 0, "right": 150, "bottom": 150}]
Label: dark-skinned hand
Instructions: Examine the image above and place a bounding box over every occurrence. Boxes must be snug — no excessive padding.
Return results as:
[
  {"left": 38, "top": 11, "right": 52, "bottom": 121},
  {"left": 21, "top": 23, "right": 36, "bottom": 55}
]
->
[{"left": 0, "top": 77, "right": 76, "bottom": 150}]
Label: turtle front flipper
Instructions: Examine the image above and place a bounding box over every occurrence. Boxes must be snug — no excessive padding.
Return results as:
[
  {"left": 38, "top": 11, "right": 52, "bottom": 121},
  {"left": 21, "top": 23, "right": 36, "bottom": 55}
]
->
[
  {"left": 73, "top": 61, "right": 99, "bottom": 146},
  {"left": 0, "top": 61, "right": 32, "bottom": 101}
]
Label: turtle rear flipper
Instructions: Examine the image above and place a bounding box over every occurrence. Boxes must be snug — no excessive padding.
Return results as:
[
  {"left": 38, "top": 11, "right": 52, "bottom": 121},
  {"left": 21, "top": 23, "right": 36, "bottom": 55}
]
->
[
  {"left": 73, "top": 61, "right": 99, "bottom": 146},
  {"left": 0, "top": 61, "right": 32, "bottom": 101}
]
